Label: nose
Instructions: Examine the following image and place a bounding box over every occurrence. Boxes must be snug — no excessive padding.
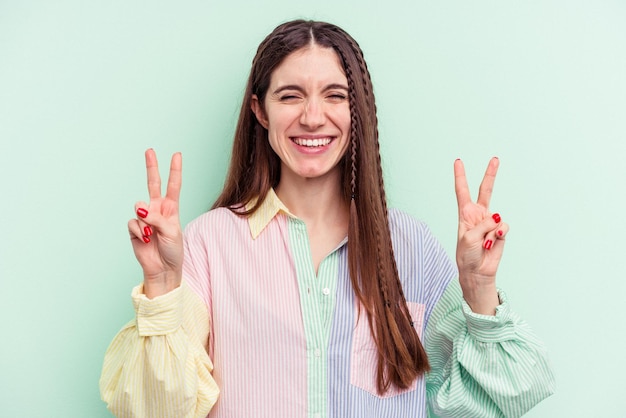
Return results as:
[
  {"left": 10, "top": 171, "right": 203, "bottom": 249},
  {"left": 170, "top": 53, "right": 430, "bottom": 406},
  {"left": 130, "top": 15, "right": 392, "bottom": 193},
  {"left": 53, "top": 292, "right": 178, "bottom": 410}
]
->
[{"left": 299, "top": 97, "right": 326, "bottom": 129}]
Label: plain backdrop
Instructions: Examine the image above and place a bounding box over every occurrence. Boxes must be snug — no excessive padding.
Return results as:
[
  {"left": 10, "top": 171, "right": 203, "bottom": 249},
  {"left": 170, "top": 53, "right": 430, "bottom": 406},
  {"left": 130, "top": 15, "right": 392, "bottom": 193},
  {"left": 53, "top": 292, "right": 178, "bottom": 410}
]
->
[{"left": 1, "top": 1, "right": 625, "bottom": 416}]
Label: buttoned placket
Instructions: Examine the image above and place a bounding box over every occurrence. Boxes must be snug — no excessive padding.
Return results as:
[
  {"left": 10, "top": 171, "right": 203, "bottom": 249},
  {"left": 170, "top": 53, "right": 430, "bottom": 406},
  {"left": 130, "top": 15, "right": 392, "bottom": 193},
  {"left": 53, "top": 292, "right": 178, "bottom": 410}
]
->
[{"left": 288, "top": 217, "right": 344, "bottom": 418}]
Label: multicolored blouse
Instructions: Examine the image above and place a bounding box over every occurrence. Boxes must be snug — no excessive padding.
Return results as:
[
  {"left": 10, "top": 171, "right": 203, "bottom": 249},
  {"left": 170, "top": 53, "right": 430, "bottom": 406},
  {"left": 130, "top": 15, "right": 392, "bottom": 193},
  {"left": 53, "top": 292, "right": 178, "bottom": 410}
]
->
[{"left": 100, "top": 189, "right": 555, "bottom": 418}]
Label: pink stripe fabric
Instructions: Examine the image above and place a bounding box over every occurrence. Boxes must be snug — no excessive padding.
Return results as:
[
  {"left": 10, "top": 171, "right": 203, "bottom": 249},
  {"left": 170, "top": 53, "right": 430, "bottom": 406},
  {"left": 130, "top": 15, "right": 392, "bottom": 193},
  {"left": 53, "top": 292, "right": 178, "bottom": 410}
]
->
[{"left": 183, "top": 208, "right": 308, "bottom": 418}]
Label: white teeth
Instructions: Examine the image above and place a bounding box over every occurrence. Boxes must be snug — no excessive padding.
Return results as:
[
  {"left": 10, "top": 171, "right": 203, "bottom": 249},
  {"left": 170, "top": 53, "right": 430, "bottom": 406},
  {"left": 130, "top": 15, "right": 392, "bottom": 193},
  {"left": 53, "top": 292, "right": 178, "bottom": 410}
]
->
[{"left": 293, "top": 137, "right": 332, "bottom": 147}]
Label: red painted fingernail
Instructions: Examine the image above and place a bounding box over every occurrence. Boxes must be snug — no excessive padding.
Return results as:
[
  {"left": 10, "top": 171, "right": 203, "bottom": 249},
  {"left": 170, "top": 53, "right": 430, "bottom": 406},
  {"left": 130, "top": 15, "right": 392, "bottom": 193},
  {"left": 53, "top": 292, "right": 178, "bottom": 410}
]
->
[
  {"left": 492, "top": 213, "right": 501, "bottom": 223},
  {"left": 497, "top": 230, "right": 503, "bottom": 237},
  {"left": 484, "top": 239, "right": 493, "bottom": 250},
  {"left": 137, "top": 208, "right": 148, "bottom": 218},
  {"left": 142, "top": 236, "right": 150, "bottom": 243},
  {"left": 144, "top": 226, "right": 152, "bottom": 236}
]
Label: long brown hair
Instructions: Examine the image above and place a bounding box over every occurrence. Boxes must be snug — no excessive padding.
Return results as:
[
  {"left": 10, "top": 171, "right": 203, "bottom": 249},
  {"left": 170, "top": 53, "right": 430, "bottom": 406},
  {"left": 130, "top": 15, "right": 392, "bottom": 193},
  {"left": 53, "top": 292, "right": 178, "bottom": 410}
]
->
[{"left": 213, "top": 20, "right": 429, "bottom": 394}]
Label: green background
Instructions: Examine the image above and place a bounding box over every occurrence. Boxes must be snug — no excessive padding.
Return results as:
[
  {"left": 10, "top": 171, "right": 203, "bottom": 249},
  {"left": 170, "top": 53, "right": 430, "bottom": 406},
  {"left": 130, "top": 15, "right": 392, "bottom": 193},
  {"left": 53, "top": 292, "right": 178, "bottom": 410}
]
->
[{"left": 1, "top": 1, "right": 624, "bottom": 416}]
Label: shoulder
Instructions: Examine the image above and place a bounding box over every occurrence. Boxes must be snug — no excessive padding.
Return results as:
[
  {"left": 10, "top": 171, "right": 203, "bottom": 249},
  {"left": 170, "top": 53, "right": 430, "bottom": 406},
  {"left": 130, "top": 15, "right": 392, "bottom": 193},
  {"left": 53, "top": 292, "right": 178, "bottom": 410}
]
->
[
  {"left": 387, "top": 208, "right": 434, "bottom": 242},
  {"left": 184, "top": 207, "right": 247, "bottom": 239},
  {"left": 387, "top": 208, "right": 450, "bottom": 263},
  {"left": 388, "top": 208, "right": 456, "bottom": 310}
]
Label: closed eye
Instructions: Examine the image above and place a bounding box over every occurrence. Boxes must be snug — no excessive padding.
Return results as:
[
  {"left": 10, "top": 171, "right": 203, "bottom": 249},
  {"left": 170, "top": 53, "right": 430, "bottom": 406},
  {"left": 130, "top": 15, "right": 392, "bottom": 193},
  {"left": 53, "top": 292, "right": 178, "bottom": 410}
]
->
[
  {"left": 278, "top": 94, "right": 303, "bottom": 102},
  {"left": 327, "top": 93, "right": 347, "bottom": 103},
  {"left": 324, "top": 84, "right": 349, "bottom": 102}
]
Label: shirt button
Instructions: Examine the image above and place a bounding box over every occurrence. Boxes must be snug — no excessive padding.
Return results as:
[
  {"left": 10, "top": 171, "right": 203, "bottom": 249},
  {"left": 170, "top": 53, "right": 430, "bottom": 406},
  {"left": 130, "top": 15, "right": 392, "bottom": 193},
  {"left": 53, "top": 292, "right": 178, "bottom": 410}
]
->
[
  {"left": 322, "top": 287, "right": 330, "bottom": 296},
  {"left": 314, "top": 348, "right": 321, "bottom": 358}
]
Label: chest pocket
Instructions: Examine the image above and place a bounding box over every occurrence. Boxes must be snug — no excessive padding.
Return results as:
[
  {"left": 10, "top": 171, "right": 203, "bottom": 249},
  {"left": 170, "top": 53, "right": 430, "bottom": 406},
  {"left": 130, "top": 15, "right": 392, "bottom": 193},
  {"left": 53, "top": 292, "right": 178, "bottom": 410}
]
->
[{"left": 350, "top": 301, "right": 426, "bottom": 398}]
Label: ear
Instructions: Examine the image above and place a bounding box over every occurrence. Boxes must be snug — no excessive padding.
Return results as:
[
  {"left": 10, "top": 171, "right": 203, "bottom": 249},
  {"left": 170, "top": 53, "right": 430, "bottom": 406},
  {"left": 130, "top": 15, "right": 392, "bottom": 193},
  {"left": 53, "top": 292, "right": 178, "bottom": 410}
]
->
[{"left": 251, "top": 94, "right": 269, "bottom": 129}]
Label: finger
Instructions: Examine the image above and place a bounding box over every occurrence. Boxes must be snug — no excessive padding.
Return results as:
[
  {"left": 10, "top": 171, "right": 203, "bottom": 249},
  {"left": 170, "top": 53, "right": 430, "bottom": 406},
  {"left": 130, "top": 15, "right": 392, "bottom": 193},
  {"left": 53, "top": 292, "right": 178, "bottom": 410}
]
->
[
  {"left": 131, "top": 204, "right": 154, "bottom": 243},
  {"left": 128, "top": 219, "right": 151, "bottom": 244},
  {"left": 134, "top": 201, "right": 171, "bottom": 234},
  {"left": 145, "top": 148, "right": 162, "bottom": 200},
  {"left": 454, "top": 159, "right": 472, "bottom": 209},
  {"left": 134, "top": 201, "right": 150, "bottom": 220},
  {"left": 476, "top": 157, "right": 499, "bottom": 209},
  {"left": 486, "top": 221, "right": 509, "bottom": 252},
  {"left": 465, "top": 212, "right": 503, "bottom": 245},
  {"left": 483, "top": 217, "right": 509, "bottom": 250},
  {"left": 495, "top": 222, "right": 509, "bottom": 241},
  {"left": 165, "top": 152, "right": 182, "bottom": 202}
]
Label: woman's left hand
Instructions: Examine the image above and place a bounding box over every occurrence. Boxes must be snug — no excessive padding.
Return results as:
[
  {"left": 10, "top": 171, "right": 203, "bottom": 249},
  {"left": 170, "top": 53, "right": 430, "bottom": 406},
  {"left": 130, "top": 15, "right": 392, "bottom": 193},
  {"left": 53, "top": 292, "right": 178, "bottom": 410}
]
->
[{"left": 454, "top": 157, "right": 509, "bottom": 315}]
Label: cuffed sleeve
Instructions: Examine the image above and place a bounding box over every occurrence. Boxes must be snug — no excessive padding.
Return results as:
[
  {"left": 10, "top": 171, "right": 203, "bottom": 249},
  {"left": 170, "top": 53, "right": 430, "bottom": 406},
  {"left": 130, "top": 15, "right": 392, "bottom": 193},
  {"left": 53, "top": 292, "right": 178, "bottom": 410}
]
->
[
  {"left": 460, "top": 291, "right": 518, "bottom": 343},
  {"left": 133, "top": 283, "right": 184, "bottom": 336},
  {"left": 100, "top": 281, "right": 219, "bottom": 418},
  {"left": 425, "top": 280, "right": 555, "bottom": 418}
]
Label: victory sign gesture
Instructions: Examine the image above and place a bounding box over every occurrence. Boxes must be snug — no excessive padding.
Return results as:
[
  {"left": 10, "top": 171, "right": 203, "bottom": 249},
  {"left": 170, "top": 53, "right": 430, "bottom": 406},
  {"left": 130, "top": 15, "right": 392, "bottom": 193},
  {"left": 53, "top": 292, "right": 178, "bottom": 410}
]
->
[
  {"left": 127, "top": 149, "right": 184, "bottom": 299},
  {"left": 454, "top": 157, "right": 509, "bottom": 315}
]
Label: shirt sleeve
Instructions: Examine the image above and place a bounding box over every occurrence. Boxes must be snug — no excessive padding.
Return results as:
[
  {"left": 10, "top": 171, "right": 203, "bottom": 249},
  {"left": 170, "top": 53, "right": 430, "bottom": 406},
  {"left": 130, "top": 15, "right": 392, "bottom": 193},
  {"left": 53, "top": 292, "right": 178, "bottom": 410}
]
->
[
  {"left": 99, "top": 281, "right": 219, "bottom": 418},
  {"left": 424, "top": 280, "right": 555, "bottom": 418}
]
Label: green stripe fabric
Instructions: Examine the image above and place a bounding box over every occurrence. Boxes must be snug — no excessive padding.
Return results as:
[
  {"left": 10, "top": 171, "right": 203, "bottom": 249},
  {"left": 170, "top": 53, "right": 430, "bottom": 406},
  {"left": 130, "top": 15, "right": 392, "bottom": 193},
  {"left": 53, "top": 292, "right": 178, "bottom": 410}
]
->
[{"left": 289, "top": 217, "right": 340, "bottom": 418}]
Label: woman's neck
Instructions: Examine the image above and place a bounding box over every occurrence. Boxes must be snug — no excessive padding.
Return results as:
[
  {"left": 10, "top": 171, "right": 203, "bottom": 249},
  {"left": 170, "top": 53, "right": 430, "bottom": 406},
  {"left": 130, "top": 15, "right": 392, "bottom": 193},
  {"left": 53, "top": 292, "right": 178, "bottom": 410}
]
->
[
  {"left": 274, "top": 171, "right": 348, "bottom": 226},
  {"left": 275, "top": 170, "right": 350, "bottom": 273}
]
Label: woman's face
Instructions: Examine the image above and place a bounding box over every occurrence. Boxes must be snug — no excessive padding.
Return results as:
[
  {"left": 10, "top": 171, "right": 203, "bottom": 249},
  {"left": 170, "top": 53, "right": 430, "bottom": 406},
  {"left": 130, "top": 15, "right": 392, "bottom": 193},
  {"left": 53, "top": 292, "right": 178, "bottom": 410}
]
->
[{"left": 252, "top": 45, "right": 351, "bottom": 184}]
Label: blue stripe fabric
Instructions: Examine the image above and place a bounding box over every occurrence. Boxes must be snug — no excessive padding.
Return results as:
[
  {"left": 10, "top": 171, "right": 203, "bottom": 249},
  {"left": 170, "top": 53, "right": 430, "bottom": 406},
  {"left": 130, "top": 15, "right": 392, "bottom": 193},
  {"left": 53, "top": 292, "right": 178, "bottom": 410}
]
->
[{"left": 327, "top": 209, "right": 456, "bottom": 417}]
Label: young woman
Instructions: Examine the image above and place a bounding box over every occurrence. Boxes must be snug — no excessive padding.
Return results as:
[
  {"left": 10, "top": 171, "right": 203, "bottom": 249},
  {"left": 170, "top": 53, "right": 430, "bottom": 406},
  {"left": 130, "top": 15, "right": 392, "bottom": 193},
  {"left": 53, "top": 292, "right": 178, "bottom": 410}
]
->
[{"left": 101, "top": 20, "right": 554, "bottom": 418}]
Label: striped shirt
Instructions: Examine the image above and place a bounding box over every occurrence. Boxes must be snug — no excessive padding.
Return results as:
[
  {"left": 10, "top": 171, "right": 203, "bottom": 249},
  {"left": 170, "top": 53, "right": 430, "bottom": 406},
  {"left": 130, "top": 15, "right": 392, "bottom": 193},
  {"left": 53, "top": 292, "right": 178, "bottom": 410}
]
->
[{"left": 100, "top": 189, "right": 555, "bottom": 418}]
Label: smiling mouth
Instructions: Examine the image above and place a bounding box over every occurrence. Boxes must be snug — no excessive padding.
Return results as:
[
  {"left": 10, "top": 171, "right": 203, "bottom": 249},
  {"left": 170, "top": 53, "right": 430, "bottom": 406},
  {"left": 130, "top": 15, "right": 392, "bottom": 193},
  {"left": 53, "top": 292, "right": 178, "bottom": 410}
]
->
[{"left": 291, "top": 137, "right": 333, "bottom": 147}]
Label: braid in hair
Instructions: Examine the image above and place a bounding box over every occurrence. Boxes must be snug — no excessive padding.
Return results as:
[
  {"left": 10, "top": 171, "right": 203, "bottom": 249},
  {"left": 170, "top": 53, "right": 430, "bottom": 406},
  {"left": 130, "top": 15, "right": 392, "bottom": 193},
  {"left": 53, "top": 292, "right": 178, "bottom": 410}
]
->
[
  {"left": 340, "top": 44, "right": 366, "bottom": 305},
  {"left": 330, "top": 23, "right": 429, "bottom": 394}
]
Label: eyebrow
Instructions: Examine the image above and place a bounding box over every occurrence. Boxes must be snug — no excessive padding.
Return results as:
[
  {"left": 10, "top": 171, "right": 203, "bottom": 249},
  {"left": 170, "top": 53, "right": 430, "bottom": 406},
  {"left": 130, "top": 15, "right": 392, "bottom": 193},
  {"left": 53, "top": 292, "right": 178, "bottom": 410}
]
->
[{"left": 272, "top": 83, "right": 349, "bottom": 95}]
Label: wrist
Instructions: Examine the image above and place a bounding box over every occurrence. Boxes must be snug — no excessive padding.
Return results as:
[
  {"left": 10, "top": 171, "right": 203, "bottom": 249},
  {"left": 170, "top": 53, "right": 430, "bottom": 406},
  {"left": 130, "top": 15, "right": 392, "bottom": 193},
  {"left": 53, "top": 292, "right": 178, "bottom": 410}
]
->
[
  {"left": 142, "top": 270, "right": 182, "bottom": 299},
  {"left": 459, "top": 275, "right": 499, "bottom": 315}
]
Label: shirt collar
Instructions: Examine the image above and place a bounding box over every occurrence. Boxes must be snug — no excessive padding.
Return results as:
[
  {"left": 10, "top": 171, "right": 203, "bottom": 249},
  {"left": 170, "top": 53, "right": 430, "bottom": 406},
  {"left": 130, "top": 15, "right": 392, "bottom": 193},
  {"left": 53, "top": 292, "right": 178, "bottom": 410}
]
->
[{"left": 246, "top": 188, "right": 294, "bottom": 239}]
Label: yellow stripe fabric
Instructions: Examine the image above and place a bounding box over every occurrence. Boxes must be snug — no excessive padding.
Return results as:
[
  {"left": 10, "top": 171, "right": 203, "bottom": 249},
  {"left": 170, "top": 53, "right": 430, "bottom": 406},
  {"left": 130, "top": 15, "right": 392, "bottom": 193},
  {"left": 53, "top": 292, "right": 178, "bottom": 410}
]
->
[
  {"left": 100, "top": 282, "right": 219, "bottom": 418},
  {"left": 247, "top": 188, "right": 293, "bottom": 239}
]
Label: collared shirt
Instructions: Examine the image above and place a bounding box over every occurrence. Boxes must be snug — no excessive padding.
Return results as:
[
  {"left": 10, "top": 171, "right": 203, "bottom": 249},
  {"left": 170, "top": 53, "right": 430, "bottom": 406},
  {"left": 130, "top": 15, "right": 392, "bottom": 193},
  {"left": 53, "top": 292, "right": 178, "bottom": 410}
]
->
[{"left": 101, "top": 190, "right": 555, "bottom": 418}]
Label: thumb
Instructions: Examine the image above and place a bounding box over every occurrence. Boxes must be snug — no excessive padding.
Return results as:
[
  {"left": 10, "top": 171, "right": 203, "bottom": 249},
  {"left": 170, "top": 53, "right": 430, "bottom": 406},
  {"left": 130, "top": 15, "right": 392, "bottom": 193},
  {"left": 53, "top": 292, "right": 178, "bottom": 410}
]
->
[{"left": 463, "top": 213, "right": 502, "bottom": 244}]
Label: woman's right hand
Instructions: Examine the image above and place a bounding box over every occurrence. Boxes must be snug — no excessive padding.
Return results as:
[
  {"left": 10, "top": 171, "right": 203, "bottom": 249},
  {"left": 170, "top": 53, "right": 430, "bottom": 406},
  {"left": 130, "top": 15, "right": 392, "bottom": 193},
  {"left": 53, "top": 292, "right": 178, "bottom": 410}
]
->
[{"left": 127, "top": 149, "right": 183, "bottom": 299}]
